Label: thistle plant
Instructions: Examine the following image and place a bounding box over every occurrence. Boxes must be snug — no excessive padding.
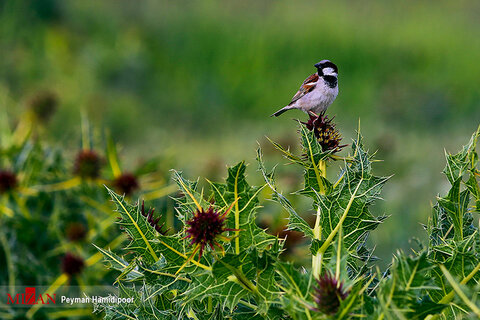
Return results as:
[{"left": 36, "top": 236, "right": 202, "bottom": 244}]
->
[
  {"left": 94, "top": 109, "right": 480, "bottom": 319},
  {"left": 0, "top": 107, "right": 175, "bottom": 319}
]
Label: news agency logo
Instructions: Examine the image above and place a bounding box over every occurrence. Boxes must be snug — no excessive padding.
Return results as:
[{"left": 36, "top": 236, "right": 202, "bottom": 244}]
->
[{"left": 6, "top": 287, "right": 56, "bottom": 305}]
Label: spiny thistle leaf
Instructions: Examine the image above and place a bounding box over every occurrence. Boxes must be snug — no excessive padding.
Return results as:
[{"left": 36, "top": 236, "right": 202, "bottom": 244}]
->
[
  {"left": 155, "top": 233, "right": 212, "bottom": 274},
  {"left": 182, "top": 249, "right": 278, "bottom": 315},
  {"left": 94, "top": 122, "right": 480, "bottom": 319},
  {"left": 436, "top": 178, "right": 471, "bottom": 241},
  {"left": 171, "top": 169, "right": 206, "bottom": 221},
  {"left": 93, "top": 244, "right": 144, "bottom": 281},
  {"left": 442, "top": 126, "right": 479, "bottom": 185},
  {"left": 314, "top": 136, "right": 389, "bottom": 262},
  {"left": 275, "top": 262, "right": 314, "bottom": 319},
  {"left": 205, "top": 162, "right": 276, "bottom": 252},
  {"left": 298, "top": 122, "right": 332, "bottom": 197},
  {"left": 257, "top": 147, "right": 314, "bottom": 238},
  {"left": 172, "top": 165, "right": 276, "bottom": 255},
  {"left": 432, "top": 126, "right": 479, "bottom": 242},
  {"left": 94, "top": 282, "right": 171, "bottom": 320},
  {"left": 375, "top": 251, "right": 444, "bottom": 319},
  {"left": 424, "top": 127, "right": 480, "bottom": 318},
  {"left": 220, "top": 162, "right": 277, "bottom": 251},
  {"left": 428, "top": 233, "right": 480, "bottom": 301},
  {"left": 181, "top": 253, "right": 253, "bottom": 312},
  {"left": 106, "top": 187, "right": 160, "bottom": 264}
]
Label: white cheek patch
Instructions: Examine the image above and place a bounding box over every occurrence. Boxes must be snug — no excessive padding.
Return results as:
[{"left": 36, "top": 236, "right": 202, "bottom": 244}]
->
[{"left": 322, "top": 67, "right": 337, "bottom": 76}]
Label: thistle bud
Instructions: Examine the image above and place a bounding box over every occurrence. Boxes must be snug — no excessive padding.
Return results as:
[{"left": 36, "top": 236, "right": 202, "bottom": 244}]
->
[
  {"left": 0, "top": 170, "right": 17, "bottom": 194},
  {"left": 65, "top": 223, "right": 87, "bottom": 242},
  {"left": 313, "top": 273, "right": 348, "bottom": 315},
  {"left": 28, "top": 90, "right": 58, "bottom": 123},
  {"left": 113, "top": 173, "right": 139, "bottom": 196},
  {"left": 61, "top": 253, "right": 85, "bottom": 276},
  {"left": 73, "top": 150, "right": 103, "bottom": 179},
  {"left": 302, "top": 112, "right": 345, "bottom": 153}
]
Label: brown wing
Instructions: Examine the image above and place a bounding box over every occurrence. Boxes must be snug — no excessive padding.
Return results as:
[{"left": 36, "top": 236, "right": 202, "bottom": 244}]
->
[{"left": 288, "top": 73, "right": 319, "bottom": 106}]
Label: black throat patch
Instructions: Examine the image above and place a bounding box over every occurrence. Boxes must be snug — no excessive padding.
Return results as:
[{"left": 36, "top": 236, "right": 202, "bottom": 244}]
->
[{"left": 323, "top": 75, "right": 337, "bottom": 88}]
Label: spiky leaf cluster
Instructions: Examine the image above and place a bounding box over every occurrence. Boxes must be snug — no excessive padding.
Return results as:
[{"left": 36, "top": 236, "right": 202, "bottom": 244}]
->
[
  {"left": 96, "top": 165, "right": 282, "bottom": 319},
  {"left": 95, "top": 122, "right": 480, "bottom": 320},
  {"left": 259, "top": 122, "right": 389, "bottom": 269}
]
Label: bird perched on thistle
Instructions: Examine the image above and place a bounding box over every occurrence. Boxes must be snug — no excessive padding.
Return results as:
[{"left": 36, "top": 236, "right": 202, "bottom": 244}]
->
[{"left": 271, "top": 60, "right": 338, "bottom": 117}]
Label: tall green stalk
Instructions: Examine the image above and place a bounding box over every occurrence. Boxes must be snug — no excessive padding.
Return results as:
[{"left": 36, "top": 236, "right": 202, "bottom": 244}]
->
[{"left": 312, "top": 159, "right": 326, "bottom": 278}]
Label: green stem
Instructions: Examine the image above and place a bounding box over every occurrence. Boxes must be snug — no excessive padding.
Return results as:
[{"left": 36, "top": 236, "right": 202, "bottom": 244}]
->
[
  {"left": 424, "top": 262, "right": 480, "bottom": 320},
  {"left": 234, "top": 165, "right": 242, "bottom": 255},
  {"left": 207, "top": 296, "right": 212, "bottom": 313},
  {"left": 277, "top": 284, "right": 314, "bottom": 320},
  {"left": 312, "top": 160, "right": 326, "bottom": 278},
  {"left": 229, "top": 271, "right": 259, "bottom": 295},
  {"left": 318, "top": 181, "right": 361, "bottom": 256},
  {"left": 439, "top": 261, "right": 480, "bottom": 303},
  {"left": 214, "top": 252, "right": 259, "bottom": 298},
  {"left": 238, "top": 299, "right": 257, "bottom": 311},
  {"left": 312, "top": 207, "right": 322, "bottom": 278}
]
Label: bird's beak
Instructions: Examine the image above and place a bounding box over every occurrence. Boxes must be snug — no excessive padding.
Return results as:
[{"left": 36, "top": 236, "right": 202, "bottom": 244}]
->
[{"left": 314, "top": 63, "right": 321, "bottom": 68}]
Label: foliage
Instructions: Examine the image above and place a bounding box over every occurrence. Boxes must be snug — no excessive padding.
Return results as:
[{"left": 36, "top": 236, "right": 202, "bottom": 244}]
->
[
  {"left": 0, "top": 110, "right": 173, "bottom": 319},
  {"left": 95, "top": 117, "right": 480, "bottom": 319}
]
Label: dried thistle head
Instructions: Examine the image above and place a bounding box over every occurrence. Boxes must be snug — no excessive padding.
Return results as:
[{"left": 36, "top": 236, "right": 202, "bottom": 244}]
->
[
  {"left": 65, "top": 222, "right": 87, "bottom": 242},
  {"left": 0, "top": 170, "right": 17, "bottom": 194},
  {"left": 61, "top": 253, "right": 85, "bottom": 276},
  {"left": 141, "top": 201, "right": 168, "bottom": 235},
  {"left": 113, "top": 173, "right": 139, "bottom": 196},
  {"left": 302, "top": 112, "right": 345, "bottom": 154},
  {"left": 312, "top": 272, "right": 348, "bottom": 315},
  {"left": 73, "top": 150, "right": 103, "bottom": 179},
  {"left": 28, "top": 90, "right": 58, "bottom": 123},
  {"left": 185, "top": 205, "right": 237, "bottom": 259}
]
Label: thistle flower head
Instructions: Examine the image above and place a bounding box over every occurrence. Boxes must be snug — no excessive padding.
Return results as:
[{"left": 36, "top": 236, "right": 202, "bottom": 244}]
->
[
  {"left": 61, "top": 253, "right": 85, "bottom": 276},
  {"left": 0, "top": 170, "right": 17, "bottom": 194},
  {"left": 302, "top": 112, "right": 345, "bottom": 154},
  {"left": 73, "top": 150, "right": 103, "bottom": 179},
  {"left": 141, "top": 201, "right": 168, "bottom": 235},
  {"left": 114, "top": 172, "right": 139, "bottom": 196},
  {"left": 185, "top": 205, "right": 236, "bottom": 258},
  {"left": 28, "top": 90, "right": 58, "bottom": 123},
  {"left": 313, "top": 272, "right": 348, "bottom": 315},
  {"left": 66, "top": 222, "right": 87, "bottom": 242}
]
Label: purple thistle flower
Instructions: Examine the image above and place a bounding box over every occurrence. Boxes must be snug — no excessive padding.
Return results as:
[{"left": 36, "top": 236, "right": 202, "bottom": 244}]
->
[
  {"left": 73, "top": 149, "right": 103, "bottom": 179},
  {"left": 61, "top": 253, "right": 85, "bottom": 276},
  {"left": 113, "top": 172, "right": 139, "bottom": 196},
  {"left": 185, "top": 205, "right": 237, "bottom": 259},
  {"left": 313, "top": 272, "right": 348, "bottom": 315}
]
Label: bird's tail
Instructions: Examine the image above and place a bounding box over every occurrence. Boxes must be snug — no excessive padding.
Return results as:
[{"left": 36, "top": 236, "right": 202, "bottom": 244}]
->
[{"left": 270, "top": 106, "right": 293, "bottom": 117}]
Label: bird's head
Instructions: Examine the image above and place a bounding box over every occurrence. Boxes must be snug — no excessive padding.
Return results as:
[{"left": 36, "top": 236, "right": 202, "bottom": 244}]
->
[{"left": 315, "top": 60, "right": 338, "bottom": 77}]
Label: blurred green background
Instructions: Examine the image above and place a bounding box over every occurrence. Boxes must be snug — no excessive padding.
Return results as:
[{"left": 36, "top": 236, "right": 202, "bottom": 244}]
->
[{"left": 1, "top": 0, "right": 479, "bottom": 264}]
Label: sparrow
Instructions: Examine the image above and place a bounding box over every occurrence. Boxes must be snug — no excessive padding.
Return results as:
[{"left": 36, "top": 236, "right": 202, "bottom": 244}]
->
[{"left": 271, "top": 60, "right": 338, "bottom": 117}]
